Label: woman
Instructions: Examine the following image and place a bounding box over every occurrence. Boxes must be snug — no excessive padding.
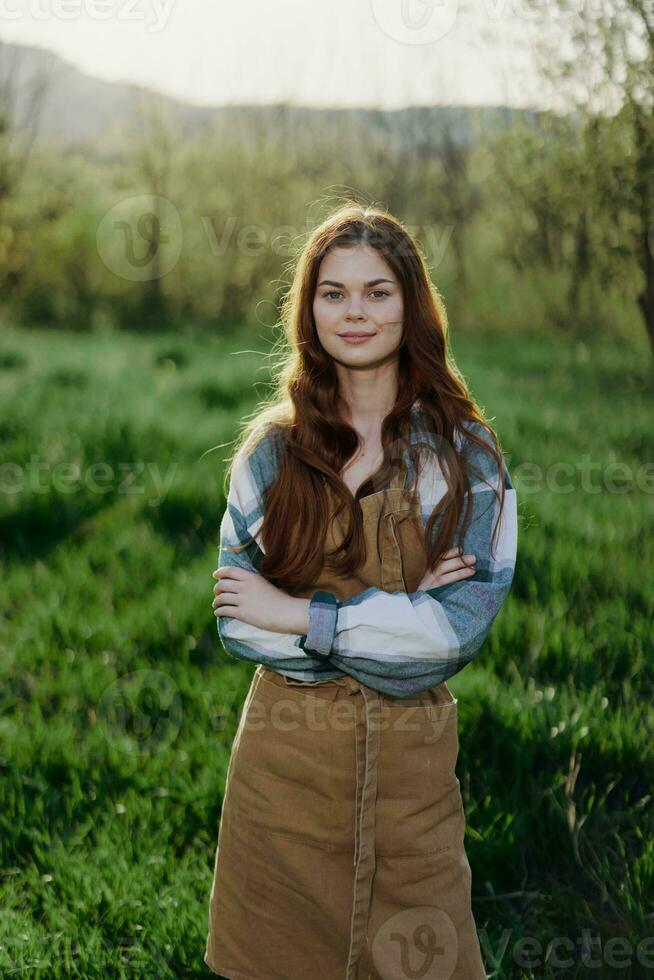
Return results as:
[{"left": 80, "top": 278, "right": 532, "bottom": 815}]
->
[{"left": 204, "top": 203, "right": 518, "bottom": 980}]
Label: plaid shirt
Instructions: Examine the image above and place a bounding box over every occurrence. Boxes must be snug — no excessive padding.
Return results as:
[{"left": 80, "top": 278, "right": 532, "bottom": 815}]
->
[{"left": 216, "top": 403, "right": 518, "bottom": 698}]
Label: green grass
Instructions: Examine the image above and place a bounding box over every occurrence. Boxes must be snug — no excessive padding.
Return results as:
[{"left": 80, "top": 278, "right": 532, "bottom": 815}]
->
[{"left": 0, "top": 323, "right": 652, "bottom": 978}]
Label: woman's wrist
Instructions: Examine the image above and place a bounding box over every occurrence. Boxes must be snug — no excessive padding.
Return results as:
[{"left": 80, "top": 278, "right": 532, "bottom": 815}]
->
[{"left": 280, "top": 595, "right": 311, "bottom": 635}]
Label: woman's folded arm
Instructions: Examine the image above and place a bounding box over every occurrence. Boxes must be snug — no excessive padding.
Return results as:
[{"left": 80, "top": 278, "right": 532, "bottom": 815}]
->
[
  {"left": 215, "top": 442, "right": 342, "bottom": 679},
  {"left": 301, "top": 433, "right": 518, "bottom": 698}
]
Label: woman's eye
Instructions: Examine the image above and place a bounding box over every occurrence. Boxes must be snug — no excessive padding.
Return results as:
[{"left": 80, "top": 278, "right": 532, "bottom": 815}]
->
[{"left": 322, "top": 289, "right": 389, "bottom": 301}]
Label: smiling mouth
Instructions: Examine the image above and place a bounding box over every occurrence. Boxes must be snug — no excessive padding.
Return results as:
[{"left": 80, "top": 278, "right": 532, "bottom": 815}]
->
[{"left": 338, "top": 332, "right": 375, "bottom": 338}]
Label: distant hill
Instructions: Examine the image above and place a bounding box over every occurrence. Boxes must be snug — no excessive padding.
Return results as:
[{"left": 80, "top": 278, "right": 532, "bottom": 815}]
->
[{"left": 0, "top": 38, "right": 540, "bottom": 156}]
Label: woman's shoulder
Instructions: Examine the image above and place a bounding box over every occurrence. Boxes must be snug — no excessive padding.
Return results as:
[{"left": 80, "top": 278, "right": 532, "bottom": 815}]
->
[
  {"left": 409, "top": 404, "right": 498, "bottom": 458},
  {"left": 457, "top": 418, "right": 499, "bottom": 454},
  {"left": 457, "top": 419, "right": 510, "bottom": 488},
  {"left": 411, "top": 413, "right": 504, "bottom": 495},
  {"left": 235, "top": 421, "right": 286, "bottom": 497}
]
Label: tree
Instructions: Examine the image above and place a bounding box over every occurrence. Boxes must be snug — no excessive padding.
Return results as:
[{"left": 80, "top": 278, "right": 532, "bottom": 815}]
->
[
  {"left": 528, "top": 1, "right": 654, "bottom": 351},
  {"left": 0, "top": 42, "right": 50, "bottom": 221}
]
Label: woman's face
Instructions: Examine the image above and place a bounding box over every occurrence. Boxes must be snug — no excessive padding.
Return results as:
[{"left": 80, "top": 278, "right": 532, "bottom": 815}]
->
[{"left": 312, "top": 244, "right": 404, "bottom": 367}]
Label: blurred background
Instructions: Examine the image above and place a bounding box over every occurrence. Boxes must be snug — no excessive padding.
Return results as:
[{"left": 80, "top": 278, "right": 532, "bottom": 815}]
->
[{"left": 0, "top": 2, "right": 652, "bottom": 977}]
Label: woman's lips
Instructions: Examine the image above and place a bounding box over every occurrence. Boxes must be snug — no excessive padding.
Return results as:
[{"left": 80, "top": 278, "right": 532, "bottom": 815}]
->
[{"left": 338, "top": 333, "right": 376, "bottom": 344}]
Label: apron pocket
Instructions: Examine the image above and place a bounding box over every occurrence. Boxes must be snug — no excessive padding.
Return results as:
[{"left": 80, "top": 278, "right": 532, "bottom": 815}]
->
[
  {"left": 227, "top": 678, "right": 358, "bottom": 850},
  {"left": 379, "top": 700, "right": 459, "bottom": 773},
  {"left": 376, "top": 702, "right": 463, "bottom": 857},
  {"left": 229, "top": 757, "right": 355, "bottom": 851}
]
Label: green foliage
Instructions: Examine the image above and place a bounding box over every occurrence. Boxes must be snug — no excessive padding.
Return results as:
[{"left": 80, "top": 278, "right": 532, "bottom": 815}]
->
[{"left": 0, "top": 102, "right": 651, "bottom": 351}]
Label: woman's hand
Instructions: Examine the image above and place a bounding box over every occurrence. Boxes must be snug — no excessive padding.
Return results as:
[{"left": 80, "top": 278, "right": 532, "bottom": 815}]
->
[
  {"left": 417, "top": 546, "right": 476, "bottom": 591},
  {"left": 212, "top": 566, "right": 309, "bottom": 633}
]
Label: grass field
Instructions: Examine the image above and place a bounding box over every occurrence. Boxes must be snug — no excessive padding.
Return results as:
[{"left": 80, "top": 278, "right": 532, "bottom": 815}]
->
[{"left": 0, "top": 322, "right": 652, "bottom": 978}]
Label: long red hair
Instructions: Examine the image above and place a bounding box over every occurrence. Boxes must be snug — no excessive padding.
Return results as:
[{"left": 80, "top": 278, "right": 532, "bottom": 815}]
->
[{"left": 224, "top": 202, "right": 507, "bottom": 593}]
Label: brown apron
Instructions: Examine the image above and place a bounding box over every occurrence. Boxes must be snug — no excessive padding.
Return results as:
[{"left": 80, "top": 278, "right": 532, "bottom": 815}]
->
[{"left": 205, "top": 465, "right": 488, "bottom": 980}]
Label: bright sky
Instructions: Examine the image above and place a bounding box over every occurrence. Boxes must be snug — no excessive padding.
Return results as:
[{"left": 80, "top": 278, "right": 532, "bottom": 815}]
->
[{"left": 0, "top": 0, "right": 550, "bottom": 110}]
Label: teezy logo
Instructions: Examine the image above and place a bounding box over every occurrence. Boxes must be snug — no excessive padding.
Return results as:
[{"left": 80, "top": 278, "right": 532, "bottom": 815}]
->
[
  {"left": 96, "top": 194, "right": 183, "bottom": 282},
  {"left": 369, "top": 0, "right": 460, "bottom": 45}
]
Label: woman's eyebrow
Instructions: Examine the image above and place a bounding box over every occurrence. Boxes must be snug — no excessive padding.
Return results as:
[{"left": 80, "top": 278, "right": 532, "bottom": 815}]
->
[{"left": 316, "top": 278, "right": 395, "bottom": 288}]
